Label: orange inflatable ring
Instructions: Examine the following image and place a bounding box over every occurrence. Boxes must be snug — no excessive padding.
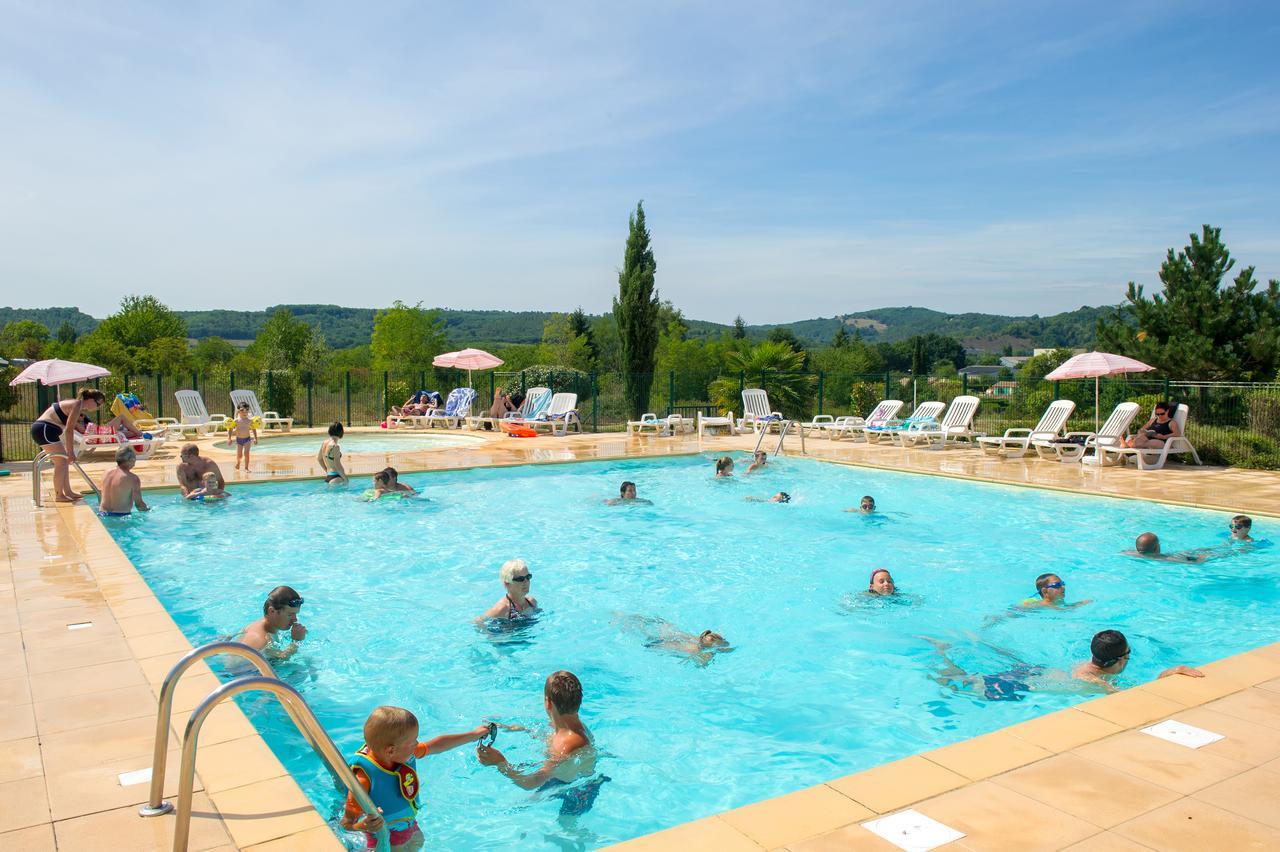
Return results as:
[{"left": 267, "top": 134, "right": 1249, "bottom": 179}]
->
[{"left": 500, "top": 422, "right": 537, "bottom": 438}]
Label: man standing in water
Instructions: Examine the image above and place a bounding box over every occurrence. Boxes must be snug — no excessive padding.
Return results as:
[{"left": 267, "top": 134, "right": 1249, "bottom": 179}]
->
[
  {"left": 238, "top": 585, "right": 308, "bottom": 660},
  {"left": 477, "top": 671, "right": 607, "bottom": 815},
  {"left": 176, "top": 444, "right": 226, "bottom": 497},
  {"left": 98, "top": 446, "right": 150, "bottom": 516}
]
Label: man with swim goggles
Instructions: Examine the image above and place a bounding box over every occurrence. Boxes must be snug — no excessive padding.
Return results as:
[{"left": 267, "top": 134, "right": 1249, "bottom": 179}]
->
[{"left": 238, "top": 585, "right": 308, "bottom": 660}]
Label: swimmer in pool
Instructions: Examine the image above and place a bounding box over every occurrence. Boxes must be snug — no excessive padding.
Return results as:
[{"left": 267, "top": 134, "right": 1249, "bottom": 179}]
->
[
  {"left": 845, "top": 495, "right": 876, "bottom": 514},
  {"left": 477, "top": 559, "right": 538, "bottom": 622},
  {"left": 1229, "top": 515, "right": 1253, "bottom": 542},
  {"left": 98, "top": 445, "right": 149, "bottom": 516},
  {"left": 176, "top": 444, "right": 225, "bottom": 497},
  {"left": 1128, "top": 532, "right": 1210, "bottom": 563},
  {"left": 605, "top": 480, "right": 651, "bottom": 505},
  {"left": 185, "top": 471, "right": 228, "bottom": 501},
  {"left": 317, "top": 422, "right": 347, "bottom": 485},
  {"left": 616, "top": 614, "right": 732, "bottom": 666},
  {"left": 477, "top": 671, "right": 606, "bottom": 816},
  {"left": 746, "top": 451, "right": 768, "bottom": 473},
  {"left": 371, "top": 467, "right": 416, "bottom": 499},
  {"left": 715, "top": 456, "right": 734, "bottom": 477},
  {"left": 1019, "top": 573, "right": 1091, "bottom": 610},
  {"left": 867, "top": 568, "right": 896, "bottom": 596},
  {"left": 745, "top": 491, "right": 790, "bottom": 503},
  {"left": 237, "top": 585, "right": 308, "bottom": 660},
  {"left": 1071, "top": 630, "right": 1203, "bottom": 693}
]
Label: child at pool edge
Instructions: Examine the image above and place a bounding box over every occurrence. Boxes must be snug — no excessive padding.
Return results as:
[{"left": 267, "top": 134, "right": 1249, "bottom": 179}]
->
[
  {"left": 185, "top": 471, "right": 227, "bottom": 501},
  {"left": 1229, "top": 515, "right": 1253, "bottom": 541},
  {"left": 746, "top": 451, "right": 768, "bottom": 473},
  {"left": 317, "top": 421, "right": 347, "bottom": 485},
  {"left": 231, "top": 402, "right": 258, "bottom": 469},
  {"left": 342, "top": 706, "right": 492, "bottom": 851}
]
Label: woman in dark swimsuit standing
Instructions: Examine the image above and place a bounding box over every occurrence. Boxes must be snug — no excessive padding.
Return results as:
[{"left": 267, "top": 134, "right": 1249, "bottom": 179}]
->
[
  {"left": 1132, "top": 401, "right": 1180, "bottom": 449},
  {"left": 30, "top": 388, "right": 106, "bottom": 502}
]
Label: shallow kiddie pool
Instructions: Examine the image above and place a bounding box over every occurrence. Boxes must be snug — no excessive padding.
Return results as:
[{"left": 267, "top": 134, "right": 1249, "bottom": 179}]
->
[
  {"left": 246, "top": 431, "right": 486, "bottom": 455},
  {"left": 98, "top": 454, "right": 1276, "bottom": 848}
]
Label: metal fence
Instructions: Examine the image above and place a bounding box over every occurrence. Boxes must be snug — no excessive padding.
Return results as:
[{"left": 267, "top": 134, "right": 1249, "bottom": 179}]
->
[{"left": 4, "top": 367, "right": 1279, "bottom": 470}]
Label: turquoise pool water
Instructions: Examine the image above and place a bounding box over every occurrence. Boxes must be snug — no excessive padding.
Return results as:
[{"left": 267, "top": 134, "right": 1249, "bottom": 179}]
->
[
  {"left": 101, "top": 455, "right": 1276, "bottom": 849},
  {"left": 250, "top": 431, "right": 485, "bottom": 454}
]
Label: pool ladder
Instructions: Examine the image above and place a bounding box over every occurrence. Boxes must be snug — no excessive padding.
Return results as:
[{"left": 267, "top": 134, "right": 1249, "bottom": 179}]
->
[
  {"left": 139, "top": 641, "right": 391, "bottom": 852},
  {"left": 31, "top": 448, "right": 101, "bottom": 508},
  {"left": 752, "top": 419, "right": 804, "bottom": 457}
]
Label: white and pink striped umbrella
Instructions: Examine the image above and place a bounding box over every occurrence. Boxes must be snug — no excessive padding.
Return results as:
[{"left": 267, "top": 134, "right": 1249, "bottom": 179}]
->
[
  {"left": 9, "top": 359, "right": 110, "bottom": 387},
  {"left": 1045, "top": 351, "right": 1154, "bottom": 431},
  {"left": 432, "top": 348, "right": 504, "bottom": 387}
]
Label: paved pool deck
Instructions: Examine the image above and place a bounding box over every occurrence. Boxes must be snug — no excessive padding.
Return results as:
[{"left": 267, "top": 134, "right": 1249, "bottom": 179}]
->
[{"left": 1, "top": 425, "right": 1277, "bottom": 851}]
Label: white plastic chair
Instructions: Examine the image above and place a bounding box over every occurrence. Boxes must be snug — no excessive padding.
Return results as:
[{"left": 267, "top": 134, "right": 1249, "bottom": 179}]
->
[
  {"left": 1032, "top": 402, "right": 1140, "bottom": 463},
  {"left": 978, "top": 399, "right": 1076, "bottom": 458},
  {"left": 229, "top": 389, "right": 293, "bottom": 431},
  {"left": 1094, "top": 403, "right": 1202, "bottom": 469},
  {"left": 171, "top": 390, "right": 227, "bottom": 437}
]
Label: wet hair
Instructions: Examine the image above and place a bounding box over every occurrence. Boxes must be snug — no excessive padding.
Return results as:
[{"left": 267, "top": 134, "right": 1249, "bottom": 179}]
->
[
  {"left": 78, "top": 388, "right": 106, "bottom": 404},
  {"left": 620, "top": 480, "right": 636, "bottom": 496},
  {"left": 263, "top": 584, "right": 302, "bottom": 616},
  {"left": 545, "top": 670, "right": 583, "bottom": 715},
  {"left": 1135, "top": 532, "right": 1160, "bottom": 554},
  {"left": 861, "top": 495, "right": 875, "bottom": 508},
  {"left": 114, "top": 445, "right": 137, "bottom": 465},
  {"left": 1090, "top": 629, "right": 1129, "bottom": 667},
  {"left": 869, "top": 568, "right": 892, "bottom": 589},
  {"left": 776, "top": 492, "right": 791, "bottom": 503},
  {"left": 372, "top": 470, "right": 390, "bottom": 487},
  {"left": 715, "top": 456, "right": 733, "bottom": 474},
  {"left": 1232, "top": 515, "right": 1252, "bottom": 530},
  {"left": 500, "top": 558, "right": 529, "bottom": 584},
  {"left": 699, "top": 630, "right": 726, "bottom": 646},
  {"left": 754, "top": 451, "right": 767, "bottom": 460},
  {"left": 328, "top": 421, "right": 344, "bottom": 438},
  {"left": 1034, "top": 573, "right": 1059, "bottom": 595},
  {"left": 364, "top": 706, "right": 419, "bottom": 751},
  {"left": 181, "top": 443, "right": 199, "bottom": 458},
  {"left": 382, "top": 466, "right": 399, "bottom": 481}
]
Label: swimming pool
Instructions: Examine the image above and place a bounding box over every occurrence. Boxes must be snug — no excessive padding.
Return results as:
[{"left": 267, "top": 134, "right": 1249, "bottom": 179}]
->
[
  {"left": 101, "top": 455, "right": 1276, "bottom": 849},
  {"left": 249, "top": 431, "right": 486, "bottom": 454}
]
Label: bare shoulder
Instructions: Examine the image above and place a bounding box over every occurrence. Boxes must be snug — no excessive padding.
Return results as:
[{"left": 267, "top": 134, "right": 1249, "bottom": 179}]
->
[{"left": 551, "top": 729, "right": 589, "bottom": 758}]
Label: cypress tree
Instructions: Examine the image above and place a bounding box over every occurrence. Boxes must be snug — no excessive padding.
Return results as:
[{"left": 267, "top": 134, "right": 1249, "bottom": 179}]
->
[
  {"left": 732, "top": 316, "right": 747, "bottom": 339},
  {"left": 613, "top": 202, "right": 660, "bottom": 418}
]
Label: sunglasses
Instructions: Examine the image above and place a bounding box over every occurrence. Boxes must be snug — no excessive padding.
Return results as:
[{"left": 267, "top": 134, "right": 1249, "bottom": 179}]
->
[
  {"left": 1042, "top": 581, "right": 1065, "bottom": 591},
  {"left": 510, "top": 574, "right": 533, "bottom": 583}
]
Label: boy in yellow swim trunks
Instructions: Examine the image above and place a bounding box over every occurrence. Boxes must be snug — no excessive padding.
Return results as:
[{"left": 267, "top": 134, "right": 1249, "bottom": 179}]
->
[{"left": 342, "top": 706, "right": 491, "bottom": 850}]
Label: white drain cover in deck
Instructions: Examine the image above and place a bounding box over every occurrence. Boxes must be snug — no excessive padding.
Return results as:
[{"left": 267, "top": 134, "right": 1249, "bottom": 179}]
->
[
  {"left": 862, "top": 809, "right": 965, "bottom": 851},
  {"left": 1141, "top": 719, "right": 1224, "bottom": 749}
]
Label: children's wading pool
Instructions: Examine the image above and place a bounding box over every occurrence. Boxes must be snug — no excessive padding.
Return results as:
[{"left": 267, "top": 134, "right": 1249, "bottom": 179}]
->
[{"left": 100, "top": 454, "right": 1276, "bottom": 848}]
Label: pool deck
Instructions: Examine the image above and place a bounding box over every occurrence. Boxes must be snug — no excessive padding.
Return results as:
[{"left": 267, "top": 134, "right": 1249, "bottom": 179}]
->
[{"left": 1, "top": 426, "right": 1278, "bottom": 851}]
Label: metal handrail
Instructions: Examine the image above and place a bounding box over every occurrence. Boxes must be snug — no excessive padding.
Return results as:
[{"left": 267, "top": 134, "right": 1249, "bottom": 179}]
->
[
  {"left": 172, "top": 676, "right": 390, "bottom": 852},
  {"left": 32, "top": 448, "right": 101, "bottom": 508},
  {"left": 142, "top": 641, "right": 317, "bottom": 818}
]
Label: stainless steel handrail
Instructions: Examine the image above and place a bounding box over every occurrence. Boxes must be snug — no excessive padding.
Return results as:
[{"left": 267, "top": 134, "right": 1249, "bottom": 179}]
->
[
  {"left": 140, "top": 641, "right": 319, "bottom": 818},
  {"left": 32, "top": 448, "right": 101, "bottom": 507},
  {"left": 172, "top": 676, "right": 389, "bottom": 852}
]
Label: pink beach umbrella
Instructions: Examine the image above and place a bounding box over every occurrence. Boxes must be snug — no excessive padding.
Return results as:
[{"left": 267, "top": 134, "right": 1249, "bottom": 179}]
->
[
  {"left": 9, "top": 358, "right": 111, "bottom": 387},
  {"left": 431, "top": 348, "right": 504, "bottom": 387},
  {"left": 1044, "top": 351, "right": 1155, "bottom": 431}
]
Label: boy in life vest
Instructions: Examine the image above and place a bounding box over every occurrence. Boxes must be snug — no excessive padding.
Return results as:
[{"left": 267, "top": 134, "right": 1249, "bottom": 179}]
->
[{"left": 342, "top": 706, "right": 492, "bottom": 850}]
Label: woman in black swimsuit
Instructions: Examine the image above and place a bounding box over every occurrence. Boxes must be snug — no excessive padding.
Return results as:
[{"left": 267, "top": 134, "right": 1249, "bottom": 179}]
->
[
  {"left": 30, "top": 388, "right": 106, "bottom": 502},
  {"left": 1132, "top": 401, "right": 1180, "bottom": 449},
  {"left": 477, "top": 558, "right": 539, "bottom": 622}
]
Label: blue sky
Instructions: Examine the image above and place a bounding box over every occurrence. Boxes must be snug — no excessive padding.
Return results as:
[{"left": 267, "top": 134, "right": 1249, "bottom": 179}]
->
[{"left": 2, "top": 1, "right": 1278, "bottom": 323}]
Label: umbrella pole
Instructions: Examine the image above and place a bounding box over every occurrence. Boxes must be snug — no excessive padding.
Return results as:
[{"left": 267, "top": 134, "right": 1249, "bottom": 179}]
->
[{"left": 1095, "top": 375, "right": 1100, "bottom": 433}]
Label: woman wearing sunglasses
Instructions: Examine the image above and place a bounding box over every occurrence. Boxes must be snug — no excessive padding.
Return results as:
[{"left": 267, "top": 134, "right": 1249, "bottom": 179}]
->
[
  {"left": 1020, "top": 573, "right": 1091, "bottom": 610},
  {"left": 479, "top": 559, "right": 539, "bottom": 622},
  {"left": 1132, "top": 401, "right": 1180, "bottom": 449}
]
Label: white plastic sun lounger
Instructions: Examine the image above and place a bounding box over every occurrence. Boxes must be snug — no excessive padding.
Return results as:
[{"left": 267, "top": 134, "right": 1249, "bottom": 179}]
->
[
  {"left": 526, "top": 392, "right": 580, "bottom": 436},
  {"left": 1092, "top": 403, "right": 1202, "bottom": 470},
  {"left": 230, "top": 389, "right": 293, "bottom": 431},
  {"left": 696, "top": 410, "right": 737, "bottom": 438},
  {"left": 466, "top": 387, "right": 551, "bottom": 430},
  {"left": 627, "top": 412, "right": 691, "bottom": 437},
  {"left": 865, "top": 401, "right": 945, "bottom": 444},
  {"left": 74, "top": 426, "right": 164, "bottom": 460},
  {"left": 1032, "top": 401, "right": 1140, "bottom": 463},
  {"left": 172, "top": 390, "right": 227, "bottom": 437},
  {"left": 813, "top": 400, "right": 904, "bottom": 441},
  {"left": 425, "top": 387, "right": 477, "bottom": 429},
  {"left": 978, "top": 399, "right": 1076, "bottom": 458},
  {"left": 897, "top": 395, "right": 982, "bottom": 448},
  {"left": 740, "top": 388, "right": 786, "bottom": 434}
]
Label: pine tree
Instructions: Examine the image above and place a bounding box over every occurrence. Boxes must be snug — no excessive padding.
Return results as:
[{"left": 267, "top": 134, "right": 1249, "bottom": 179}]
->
[
  {"left": 732, "top": 316, "right": 747, "bottom": 340},
  {"left": 613, "top": 202, "right": 660, "bottom": 418},
  {"left": 1096, "top": 225, "right": 1280, "bottom": 380},
  {"left": 832, "top": 325, "right": 850, "bottom": 349},
  {"left": 568, "top": 307, "right": 599, "bottom": 365}
]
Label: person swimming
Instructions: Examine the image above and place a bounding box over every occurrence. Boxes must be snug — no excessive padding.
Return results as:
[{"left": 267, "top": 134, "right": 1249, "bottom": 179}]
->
[
  {"left": 616, "top": 614, "right": 732, "bottom": 666},
  {"left": 1129, "top": 532, "right": 1210, "bottom": 563},
  {"left": 715, "top": 456, "right": 734, "bottom": 477},
  {"left": 745, "top": 491, "right": 790, "bottom": 503},
  {"left": 746, "top": 451, "right": 768, "bottom": 473},
  {"left": 1229, "top": 515, "right": 1253, "bottom": 542},
  {"left": 845, "top": 495, "right": 877, "bottom": 514},
  {"left": 605, "top": 481, "right": 652, "bottom": 505},
  {"left": 867, "top": 568, "right": 895, "bottom": 596},
  {"left": 1020, "top": 573, "right": 1091, "bottom": 609}
]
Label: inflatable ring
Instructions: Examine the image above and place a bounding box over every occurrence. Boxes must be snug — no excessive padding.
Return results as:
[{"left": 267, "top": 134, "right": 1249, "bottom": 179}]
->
[{"left": 500, "top": 422, "right": 537, "bottom": 438}]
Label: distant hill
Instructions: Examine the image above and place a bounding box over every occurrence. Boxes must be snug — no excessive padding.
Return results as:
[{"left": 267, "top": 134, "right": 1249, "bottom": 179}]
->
[{"left": 1, "top": 303, "right": 1109, "bottom": 352}]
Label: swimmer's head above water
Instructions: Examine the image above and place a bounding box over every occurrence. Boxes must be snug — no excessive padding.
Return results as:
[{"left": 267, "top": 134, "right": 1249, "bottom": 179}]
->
[
  {"left": 1035, "top": 573, "right": 1065, "bottom": 602},
  {"left": 715, "top": 456, "right": 734, "bottom": 476},
  {"left": 263, "top": 585, "right": 303, "bottom": 629},
  {"left": 1135, "top": 532, "right": 1160, "bottom": 554},
  {"left": 1090, "top": 629, "right": 1130, "bottom": 673},
  {"left": 859, "top": 495, "right": 876, "bottom": 513},
  {"left": 619, "top": 481, "right": 637, "bottom": 500},
  {"left": 868, "top": 568, "right": 895, "bottom": 595},
  {"left": 698, "top": 629, "right": 728, "bottom": 648},
  {"left": 771, "top": 491, "right": 790, "bottom": 503}
]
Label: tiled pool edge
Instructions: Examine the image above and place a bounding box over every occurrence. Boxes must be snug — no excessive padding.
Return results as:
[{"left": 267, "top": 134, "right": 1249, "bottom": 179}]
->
[
  {"left": 608, "top": 643, "right": 1280, "bottom": 850},
  {"left": 6, "top": 430, "right": 1280, "bottom": 850}
]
